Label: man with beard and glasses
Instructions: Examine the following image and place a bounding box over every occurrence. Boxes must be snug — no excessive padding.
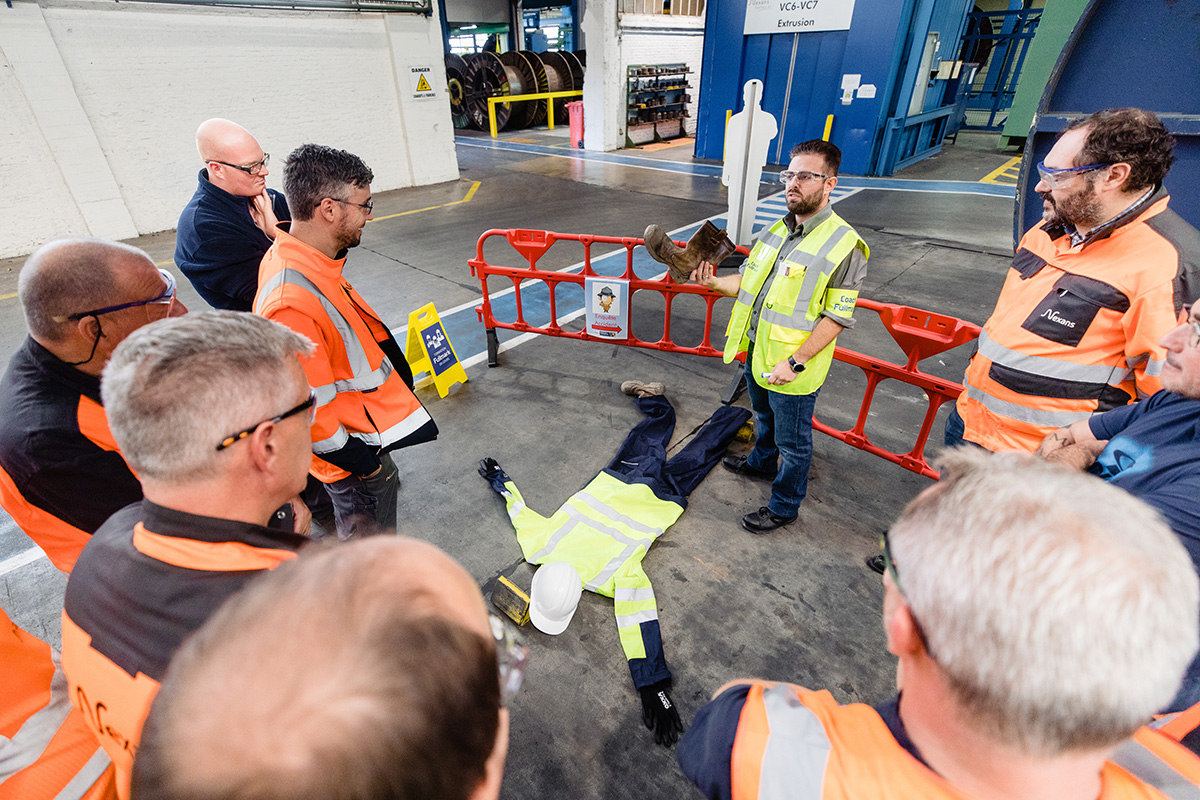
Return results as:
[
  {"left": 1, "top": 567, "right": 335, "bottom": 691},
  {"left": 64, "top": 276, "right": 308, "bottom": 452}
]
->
[
  {"left": 254, "top": 144, "right": 437, "bottom": 541},
  {"left": 951, "top": 108, "right": 1200, "bottom": 453},
  {"left": 689, "top": 140, "right": 869, "bottom": 533}
]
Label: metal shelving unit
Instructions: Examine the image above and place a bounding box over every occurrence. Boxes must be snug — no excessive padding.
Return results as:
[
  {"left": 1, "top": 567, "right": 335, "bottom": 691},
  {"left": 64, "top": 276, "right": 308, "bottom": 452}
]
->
[{"left": 626, "top": 63, "right": 691, "bottom": 146}]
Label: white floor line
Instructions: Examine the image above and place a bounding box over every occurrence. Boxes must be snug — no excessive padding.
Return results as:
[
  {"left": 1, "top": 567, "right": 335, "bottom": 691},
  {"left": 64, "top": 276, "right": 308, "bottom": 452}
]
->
[{"left": 0, "top": 545, "right": 47, "bottom": 576}]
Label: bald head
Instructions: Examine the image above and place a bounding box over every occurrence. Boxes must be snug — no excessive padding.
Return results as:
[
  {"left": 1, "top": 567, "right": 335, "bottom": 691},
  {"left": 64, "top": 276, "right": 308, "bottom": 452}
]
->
[
  {"left": 19, "top": 239, "right": 156, "bottom": 343},
  {"left": 133, "top": 538, "right": 505, "bottom": 800},
  {"left": 196, "top": 119, "right": 269, "bottom": 196}
]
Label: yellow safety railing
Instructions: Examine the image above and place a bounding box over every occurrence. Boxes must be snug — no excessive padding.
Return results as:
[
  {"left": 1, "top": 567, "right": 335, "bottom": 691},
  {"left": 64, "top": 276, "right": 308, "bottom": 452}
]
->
[{"left": 487, "top": 90, "right": 584, "bottom": 138}]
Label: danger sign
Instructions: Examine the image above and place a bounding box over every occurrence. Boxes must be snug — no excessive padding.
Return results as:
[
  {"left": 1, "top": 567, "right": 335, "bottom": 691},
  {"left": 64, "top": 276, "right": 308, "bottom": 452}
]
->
[{"left": 410, "top": 66, "right": 437, "bottom": 100}]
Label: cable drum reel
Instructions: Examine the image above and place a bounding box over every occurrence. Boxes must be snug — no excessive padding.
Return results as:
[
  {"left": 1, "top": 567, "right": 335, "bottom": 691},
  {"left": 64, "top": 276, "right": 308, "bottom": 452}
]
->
[{"left": 445, "top": 50, "right": 587, "bottom": 132}]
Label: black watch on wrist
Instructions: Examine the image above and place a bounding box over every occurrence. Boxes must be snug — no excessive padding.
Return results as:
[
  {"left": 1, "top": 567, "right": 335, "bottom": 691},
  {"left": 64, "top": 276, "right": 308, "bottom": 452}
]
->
[{"left": 787, "top": 356, "right": 805, "bottom": 373}]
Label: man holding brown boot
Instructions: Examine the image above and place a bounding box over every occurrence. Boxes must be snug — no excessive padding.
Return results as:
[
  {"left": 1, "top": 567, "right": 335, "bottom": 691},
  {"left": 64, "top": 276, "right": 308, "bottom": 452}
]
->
[{"left": 683, "top": 140, "right": 869, "bottom": 533}]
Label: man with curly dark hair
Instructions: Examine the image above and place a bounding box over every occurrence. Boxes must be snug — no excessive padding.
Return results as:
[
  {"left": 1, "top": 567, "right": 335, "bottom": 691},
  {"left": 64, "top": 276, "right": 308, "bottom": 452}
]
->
[
  {"left": 951, "top": 108, "right": 1200, "bottom": 454},
  {"left": 254, "top": 144, "right": 437, "bottom": 541}
]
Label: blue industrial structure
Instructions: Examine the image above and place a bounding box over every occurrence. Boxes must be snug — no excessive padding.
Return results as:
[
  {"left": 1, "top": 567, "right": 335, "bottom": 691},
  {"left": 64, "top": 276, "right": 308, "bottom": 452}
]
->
[
  {"left": 1016, "top": 0, "right": 1200, "bottom": 241},
  {"left": 695, "top": 0, "right": 976, "bottom": 175}
]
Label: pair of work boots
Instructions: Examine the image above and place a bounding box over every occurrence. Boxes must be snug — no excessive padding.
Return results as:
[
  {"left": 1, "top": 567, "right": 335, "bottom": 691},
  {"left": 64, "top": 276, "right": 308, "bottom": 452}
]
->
[{"left": 643, "top": 221, "right": 737, "bottom": 283}]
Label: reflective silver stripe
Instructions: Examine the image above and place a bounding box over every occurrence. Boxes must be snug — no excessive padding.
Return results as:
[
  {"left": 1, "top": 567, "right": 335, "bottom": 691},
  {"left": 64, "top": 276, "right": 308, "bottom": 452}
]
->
[
  {"left": 1110, "top": 738, "right": 1200, "bottom": 800},
  {"left": 761, "top": 308, "right": 818, "bottom": 331},
  {"left": 758, "top": 230, "right": 785, "bottom": 249},
  {"left": 529, "top": 517, "right": 581, "bottom": 562},
  {"left": 352, "top": 405, "right": 434, "bottom": 449},
  {"left": 259, "top": 269, "right": 391, "bottom": 392},
  {"left": 737, "top": 288, "right": 758, "bottom": 306},
  {"left": 586, "top": 544, "right": 640, "bottom": 591},
  {"left": 616, "top": 608, "right": 658, "bottom": 627},
  {"left": 964, "top": 384, "right": 1092, "bottom": 428},
  {"left": 978, "top": 329, "right": 1132, "bottom": 386},
  {"left": 506, "top": 498, "right": 527, "bottom": 520},
  {"left": 50, "top": 748, "right": 111, "bottom": 800},
  {"left": 334, "top": 359, "right": 393, "bottom": 394},
  {"left": 614, "top": 586, "right": 656, "bottom": 603},
  {"left": 756, "top": 685, "right": 830, "bottom": 800},
  {"left": 313, "top": 383, "right": 337, "bottom": 408},
  {"left": 574, "top": 492, "right": 662, "bottom": 539},
  {"left": 1146, "top": 358, "right": 1165, "bottom": 377},
  {"left": 561, "top": 507, "right": 645, "bottom": 548},
  {"left": 312, "top": 423, "right": 350, "bottom": 454},
  {"left": 0, "top": 649, "right": 73, "bottom": 780},
  {"left": 761, "top": 226, "right": 854, "bottom": 331}
]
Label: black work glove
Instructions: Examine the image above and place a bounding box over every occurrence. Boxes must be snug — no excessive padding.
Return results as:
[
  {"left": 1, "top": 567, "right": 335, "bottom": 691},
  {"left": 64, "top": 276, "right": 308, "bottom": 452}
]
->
[
  {"left": 639, "top": 679, "right": 684, "bottom": 747},
  {"left": 478, "top": 457, "right": 513, "bottom": 493}
]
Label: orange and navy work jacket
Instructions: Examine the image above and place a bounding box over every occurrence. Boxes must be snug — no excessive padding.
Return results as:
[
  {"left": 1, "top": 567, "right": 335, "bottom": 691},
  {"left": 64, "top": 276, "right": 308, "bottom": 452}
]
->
[
  {"left": 677, "top": 682, "right": 1200, "bottom": 800},
  {"left": 61, "top": 501, "right": 306, "bottom": 799},
  {"left": 255, "top": 225, "right": 437, "bottom": 483},
  {"left": 0, "top": 608, "right": 116, "bottom": 800},
  {"left": 958, "top": 186, "right": 1200, "bottom": 453},
  {"left": 0, "top": 338, "right": 142, "bottom": 572}
]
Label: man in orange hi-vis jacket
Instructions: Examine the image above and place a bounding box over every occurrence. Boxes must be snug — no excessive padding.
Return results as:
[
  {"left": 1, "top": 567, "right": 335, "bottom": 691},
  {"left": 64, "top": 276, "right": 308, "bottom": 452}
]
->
[
  {"left": 255, "top": 144, "right": 437, "bottom": 541},
  {"left": 61, "top": 313, "right": 314, "bottom": 800},
  {"left": 952, "top": 108, "right": 1200, "bottom": 453},
  {"left": 0, "top": 608, "right": 116, "bottom": 800},
  {"left": 679, "top": 449, "right": 1200, "bottom": 800}
]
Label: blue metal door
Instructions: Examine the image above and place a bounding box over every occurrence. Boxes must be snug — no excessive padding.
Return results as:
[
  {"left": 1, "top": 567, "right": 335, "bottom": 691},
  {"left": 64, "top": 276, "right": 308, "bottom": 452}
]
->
[
  {"left": 694, "top": 0, "right": 974, "bottom": 176},
  {"left": 958, "top": 7, "right": 1041, "bottom": 131}
]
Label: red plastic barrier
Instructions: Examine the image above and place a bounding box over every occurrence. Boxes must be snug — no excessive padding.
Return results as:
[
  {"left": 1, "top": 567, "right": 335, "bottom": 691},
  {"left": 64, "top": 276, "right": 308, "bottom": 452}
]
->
[
  {"left": 471, "top": 228, "right": 981, "bottom": 480},
  {"left": 470, "top": 228, "right": 743, "bottom": 365},
  {"left": 811, "top": 299, "right": 980, "bottom": 480}
]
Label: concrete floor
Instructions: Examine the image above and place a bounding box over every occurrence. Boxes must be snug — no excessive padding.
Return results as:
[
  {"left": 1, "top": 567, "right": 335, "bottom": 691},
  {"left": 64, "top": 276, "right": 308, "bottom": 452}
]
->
[{"left": 0, "top": 127, "right": 1018, "bottom": 798}]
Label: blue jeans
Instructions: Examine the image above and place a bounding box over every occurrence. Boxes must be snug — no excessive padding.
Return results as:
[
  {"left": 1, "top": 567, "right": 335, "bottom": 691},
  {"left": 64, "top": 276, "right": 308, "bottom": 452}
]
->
[
  {"left": 943, "top": 405, "right": 987, "bottom": 453},
  {"left": 743, "top": 344, "right": 818, "bottom": 518},
  {"left": 607, "top": 395, "right": 751, "bottom": 505},
  {"left": 324, "top": 453, "right": 400, "bottom": 540}
]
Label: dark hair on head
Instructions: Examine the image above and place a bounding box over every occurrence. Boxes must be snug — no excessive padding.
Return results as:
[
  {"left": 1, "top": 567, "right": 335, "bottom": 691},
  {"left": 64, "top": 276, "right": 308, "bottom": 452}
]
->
[
  {"left": 1064, "top": 108, "right": 1175, "bottom": 192},
  {"left": 283, "top": 144, "right": 374, "bottom": 222},
  {"left": 789, "top": 139, "right": 842, "bottom": 176}
]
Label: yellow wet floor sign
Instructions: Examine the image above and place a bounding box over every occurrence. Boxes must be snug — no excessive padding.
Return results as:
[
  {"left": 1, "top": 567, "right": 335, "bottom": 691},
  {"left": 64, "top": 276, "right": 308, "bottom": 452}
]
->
[{"left": 405, "top": 303, "right": 467, "bottom": 397}]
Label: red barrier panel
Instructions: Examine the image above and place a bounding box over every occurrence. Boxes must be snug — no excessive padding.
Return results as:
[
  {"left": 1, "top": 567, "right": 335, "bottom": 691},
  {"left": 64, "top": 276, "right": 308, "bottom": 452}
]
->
[
  {"left": 812, "top": 299, "right": 980, "bottom": 480},
  {"left": 470, "top": 228, "right": 740, "bottom": 365},
  {"left": 471, "top": 228, "right": 981, "bottom": 480}
]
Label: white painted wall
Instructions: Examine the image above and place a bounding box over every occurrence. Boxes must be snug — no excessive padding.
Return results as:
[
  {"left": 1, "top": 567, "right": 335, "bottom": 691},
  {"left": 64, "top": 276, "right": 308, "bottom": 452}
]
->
[
  {"left": 0, "top": 0, "right": 457, "bottom": 260},
  {"left": 619, "top": 13, "right": 704, "bottom": 146}
]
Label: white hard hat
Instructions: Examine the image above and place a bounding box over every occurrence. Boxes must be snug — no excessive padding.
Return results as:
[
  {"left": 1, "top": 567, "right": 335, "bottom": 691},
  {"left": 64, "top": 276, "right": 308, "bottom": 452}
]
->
[{"left": 529, "top": 562, "right": 583, "bottom": 635}]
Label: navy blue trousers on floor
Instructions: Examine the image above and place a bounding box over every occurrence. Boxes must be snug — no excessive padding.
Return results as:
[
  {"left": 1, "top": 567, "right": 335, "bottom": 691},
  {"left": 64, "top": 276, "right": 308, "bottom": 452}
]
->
[{"left": 606, "top": 395, "right": 751, "bottom": 506}]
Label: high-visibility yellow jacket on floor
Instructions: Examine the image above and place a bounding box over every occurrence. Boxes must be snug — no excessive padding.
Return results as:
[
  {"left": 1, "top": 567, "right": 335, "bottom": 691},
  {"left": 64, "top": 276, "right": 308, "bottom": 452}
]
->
[
  {"left": 959, "top": 186, "right": 1200, "bottom": 452},
  {"left": 678, "top": 681, "right": 1200, "bottom": 800},
  {"left": 495, "top": 470, "right": 679, "bottom": 689},
  {"left": 255, "top": 225, "right": 437, "bottom": 483}
]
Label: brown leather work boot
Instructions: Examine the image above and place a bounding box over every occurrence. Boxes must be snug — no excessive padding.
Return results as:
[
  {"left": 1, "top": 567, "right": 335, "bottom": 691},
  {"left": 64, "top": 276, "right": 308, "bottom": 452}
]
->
[{"left": 643, "top": 221, "right": 737, "bottom": 283}]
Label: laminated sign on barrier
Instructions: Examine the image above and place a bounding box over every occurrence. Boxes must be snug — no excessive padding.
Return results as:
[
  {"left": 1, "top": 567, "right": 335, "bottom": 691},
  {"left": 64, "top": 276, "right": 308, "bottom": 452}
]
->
[
  {"left": 405, "top": 303, "right": 467, "bottom": 397},
  {"left": 585, "top": 276, "right": 630, "bottom": 340}
]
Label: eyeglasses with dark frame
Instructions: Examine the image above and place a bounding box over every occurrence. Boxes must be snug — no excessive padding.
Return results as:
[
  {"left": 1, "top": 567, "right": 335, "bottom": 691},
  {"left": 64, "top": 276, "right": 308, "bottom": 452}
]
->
[
  {"left": 51, "top": 269, "right": 178, "bottom": 323},
  {"left": 490, "top": 612, "right": 529, "bottom": 706},
  {"left": 879, "top": 530, "right": 936, "bottom": 659},
  {"left": 216, "top": 389, "right": 317, "bottom": 452},
  {"left": 328, "top": 197, "right": 374, "bottom": 214},
  {"left": 778, "top": 170, "right": 831, "bottom": 185},
  {"left": 1035, "top": 160, "right": 1111, "bottom": 188},
  {"left": 211, "top": 153, "right": 270, "bottom": 176}
]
